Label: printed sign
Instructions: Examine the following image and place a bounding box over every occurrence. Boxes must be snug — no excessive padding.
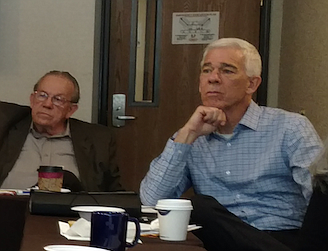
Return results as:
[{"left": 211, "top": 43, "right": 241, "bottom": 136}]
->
[{"left": 172, "top": 12, "right": 220, "bottom": 45}]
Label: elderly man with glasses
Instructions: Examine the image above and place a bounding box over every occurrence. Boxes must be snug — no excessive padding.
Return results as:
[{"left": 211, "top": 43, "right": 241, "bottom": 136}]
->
[{"left": 0, "top": 70, "right": 122, "bottom": 192}]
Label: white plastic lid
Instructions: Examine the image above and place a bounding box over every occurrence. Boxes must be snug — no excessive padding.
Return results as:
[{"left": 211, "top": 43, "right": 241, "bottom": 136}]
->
[{"left": 155, "top": 199, "right": 193, "bottom": 210}]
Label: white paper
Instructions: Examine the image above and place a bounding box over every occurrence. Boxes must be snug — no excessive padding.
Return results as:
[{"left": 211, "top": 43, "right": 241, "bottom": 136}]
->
[
  {"left": 58, "top": 218, "right": 202, "bottom": 241},
  {"left": 58, "top": 220, "right": 143, "bottom": 243}
]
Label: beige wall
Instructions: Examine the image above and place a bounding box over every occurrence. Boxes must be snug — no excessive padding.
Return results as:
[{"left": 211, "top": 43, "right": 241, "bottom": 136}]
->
[
  {"left": 0, "top": 0, "right": 99, "bottom": 123},
  {"left": 278, "top": 1, "right": 328, "bottom": 139}
]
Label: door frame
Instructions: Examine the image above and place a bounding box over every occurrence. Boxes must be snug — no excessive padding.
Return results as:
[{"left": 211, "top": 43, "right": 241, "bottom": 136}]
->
[
  {"left": 97, "top": 0, "right": 111, "bottom": 125},
  {"left": 127, "top": 0, "right": 162, "bottom": 107},
  {"left": 258, "top": 0, "right": 272, "bottom": 106}
]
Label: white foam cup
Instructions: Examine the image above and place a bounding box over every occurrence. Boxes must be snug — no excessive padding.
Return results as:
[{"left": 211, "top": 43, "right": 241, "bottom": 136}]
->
[{"left": 155, "top": 199, "right": 193, "bottom": 241}]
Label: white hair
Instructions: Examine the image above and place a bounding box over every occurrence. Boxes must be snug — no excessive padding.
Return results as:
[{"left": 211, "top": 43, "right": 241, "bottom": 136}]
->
[{"left": 200, "top": 38, "right": 262, "bottom": 77}]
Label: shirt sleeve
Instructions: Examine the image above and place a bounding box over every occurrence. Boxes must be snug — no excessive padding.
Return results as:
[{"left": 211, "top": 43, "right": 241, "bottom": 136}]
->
[
  {"left": 286, "top": 115, "right": 323, "bottom": 201},
  {"left": 139, "top": 138, "right": 192, "bottom": 206}
]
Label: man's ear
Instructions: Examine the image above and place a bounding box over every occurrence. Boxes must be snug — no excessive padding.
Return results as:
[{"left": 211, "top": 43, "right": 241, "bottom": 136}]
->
[
  {"left": 246, "top": 76, "right": 262, "bottom": 95},
  {"left": 66, "top": 104, "right": 78, "bottom": 119},
  {"left": 29, "top": 93, "right": 34, "bottom": 107}
]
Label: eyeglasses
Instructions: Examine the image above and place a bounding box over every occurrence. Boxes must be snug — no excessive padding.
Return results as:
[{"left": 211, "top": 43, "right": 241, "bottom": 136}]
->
[{"left": 34, "top": 91, "right": 73, "bottom": 107}]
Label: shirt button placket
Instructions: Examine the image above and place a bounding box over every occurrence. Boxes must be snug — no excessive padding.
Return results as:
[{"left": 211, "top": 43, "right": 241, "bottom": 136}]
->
[{"left": 42, "top": 139, "right": 51, "bottom": 163}]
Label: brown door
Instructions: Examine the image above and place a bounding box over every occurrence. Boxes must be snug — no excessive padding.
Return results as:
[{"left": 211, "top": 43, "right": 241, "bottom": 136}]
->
[{"left": 108, "top": 0, "right": 261, "bottom": 193}]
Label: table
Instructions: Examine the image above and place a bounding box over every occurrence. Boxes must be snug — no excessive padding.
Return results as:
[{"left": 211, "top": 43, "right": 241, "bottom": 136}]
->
[{"left": 20, "top": 213, "right": 205, "bottom": 251}]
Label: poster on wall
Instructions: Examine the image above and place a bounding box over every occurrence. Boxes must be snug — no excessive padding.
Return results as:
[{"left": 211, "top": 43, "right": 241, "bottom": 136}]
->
[{"left": 172, "top": 12, "right": 219, "bottom": 45}]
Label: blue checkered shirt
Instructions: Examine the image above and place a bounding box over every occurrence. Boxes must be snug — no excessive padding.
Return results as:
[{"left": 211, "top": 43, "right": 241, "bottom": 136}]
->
[{"left": 140, "top": 101, "right": 323, "bottom": 230}]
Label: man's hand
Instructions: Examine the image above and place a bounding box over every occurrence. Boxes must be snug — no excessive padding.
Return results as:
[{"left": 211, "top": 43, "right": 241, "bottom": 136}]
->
[{"left": 174, "top": 106, "right": 226, "bottom": 144}]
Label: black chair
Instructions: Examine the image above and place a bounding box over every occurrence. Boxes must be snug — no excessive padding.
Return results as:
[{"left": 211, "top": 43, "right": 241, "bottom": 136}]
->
[
  {"left": 62, "top": 170, "right": 83, "bottom": 192},
  {"left": 297, "top": 185, "right": 328, "bottom": 251}
]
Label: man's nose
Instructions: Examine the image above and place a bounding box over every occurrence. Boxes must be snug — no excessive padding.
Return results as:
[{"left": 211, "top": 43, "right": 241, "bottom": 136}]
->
[
  {"left": 42, "top": 96, "right": 54, "bottom": 107},
  {"left": 208, "top": 69, "right": 221, "bottom": 83}
]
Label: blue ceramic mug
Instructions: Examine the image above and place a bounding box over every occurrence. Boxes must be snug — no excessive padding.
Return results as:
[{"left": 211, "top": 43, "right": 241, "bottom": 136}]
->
[{"left": 90, "top": 211, "right": 140, "bottom": 251}]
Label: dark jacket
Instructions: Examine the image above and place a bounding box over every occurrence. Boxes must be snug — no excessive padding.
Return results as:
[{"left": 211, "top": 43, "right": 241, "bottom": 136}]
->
[{"left": 0, "top": 101, "right": 123, "bottom": 192}]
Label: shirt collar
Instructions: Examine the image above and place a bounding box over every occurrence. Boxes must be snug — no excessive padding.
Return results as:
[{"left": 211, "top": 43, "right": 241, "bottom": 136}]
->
[
  {"left": 206, "top": 100, "right": 261, "bottom": 141},
  {"left": 238, "top": 100, "right": 261, "bottom": 131},
  {"left": 30, "top": 120, "right": 71, "bottom": 139}
]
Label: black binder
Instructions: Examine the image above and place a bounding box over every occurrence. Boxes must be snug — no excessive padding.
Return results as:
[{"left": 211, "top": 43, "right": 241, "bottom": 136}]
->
[{"left": 29, "top": 190, "right": 141, "bottom": 219}]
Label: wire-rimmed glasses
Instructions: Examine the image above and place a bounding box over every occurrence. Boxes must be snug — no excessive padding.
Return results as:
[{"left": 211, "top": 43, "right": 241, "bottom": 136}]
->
[{"left": 34, "top": 91, "right": 73, "bottom": 107}]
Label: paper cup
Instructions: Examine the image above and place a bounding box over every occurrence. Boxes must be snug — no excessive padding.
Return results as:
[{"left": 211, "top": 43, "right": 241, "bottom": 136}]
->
[
  {"left": 155, "top": 199, "right": 193, "bottom": 241},
  {"left": 37, "top": 166, "right": 63, "bottom": 192}
]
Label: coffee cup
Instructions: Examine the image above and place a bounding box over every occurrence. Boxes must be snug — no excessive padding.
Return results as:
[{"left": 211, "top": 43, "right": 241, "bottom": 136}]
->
[
  {"left": 155, "top": 199, "right": 193, "bottom": 241},
  {"left": 37, "top": 166, "right": 63, "bottom": 192},
  {"left": 90, "top": 211, "right": 140, "bottom": 251}
]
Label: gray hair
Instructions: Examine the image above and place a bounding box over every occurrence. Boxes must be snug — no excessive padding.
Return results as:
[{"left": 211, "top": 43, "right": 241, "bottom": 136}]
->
[
  {"left": 33, "top": 70, "right": 80, "bottom": 103},
  {"left": 200, "top": 38, "right": 262, "bottom": 77}
]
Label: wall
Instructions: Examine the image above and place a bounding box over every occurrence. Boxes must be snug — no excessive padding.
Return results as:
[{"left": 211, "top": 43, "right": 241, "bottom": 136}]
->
[
  {"left": 0, "top": 0, "right": 98, "bottom": 122},
  {"left": 278, "top": 1, "right": 328, "bottom": 139}
]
